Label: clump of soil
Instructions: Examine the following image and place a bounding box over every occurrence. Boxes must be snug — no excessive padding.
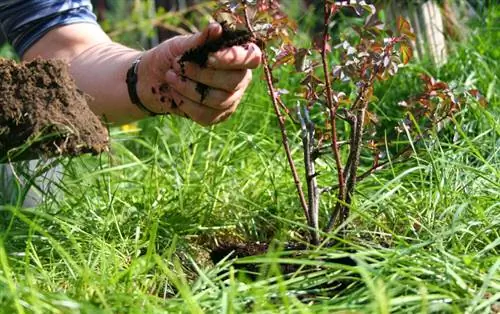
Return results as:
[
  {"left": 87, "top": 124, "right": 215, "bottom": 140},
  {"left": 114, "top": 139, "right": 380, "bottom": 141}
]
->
[
  {"left": 179, "top": 22, "right": 253, "bottom": 68},
  {"left": 0, "top": 58, "right": 109, "bottom": 161}
]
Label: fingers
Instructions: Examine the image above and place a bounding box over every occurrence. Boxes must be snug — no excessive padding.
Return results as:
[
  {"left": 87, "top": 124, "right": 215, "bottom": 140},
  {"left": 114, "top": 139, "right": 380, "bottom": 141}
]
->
[
  {"left": 169, "top": 89, "right": 238, "bottom": 126},
  {"left": 165, "top": 70, "right": 246, "bottom": 109},
  {"left": 206, "top": 43, "right": 262, "bottom": 70},
  {"left": 168, "top": 23, "right": 223, "bottom": 57},
  {"left": 171, "top": 62, "right": 252, "bottom": 92}
]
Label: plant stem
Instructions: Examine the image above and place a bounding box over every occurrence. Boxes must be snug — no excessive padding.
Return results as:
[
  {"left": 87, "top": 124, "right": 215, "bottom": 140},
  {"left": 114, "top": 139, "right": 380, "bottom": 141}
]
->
[
  {"left": 344, "top": 107, "right": 366, "bottom": 215},
  {"left": 261, "top": 54, "right": 311, "bottom": 228},
  {"left": 297, "top": 104, "right": 320, "bottom": 245},
  {"left": 321, "top": 1, "right": 346, "bottom": 234}
]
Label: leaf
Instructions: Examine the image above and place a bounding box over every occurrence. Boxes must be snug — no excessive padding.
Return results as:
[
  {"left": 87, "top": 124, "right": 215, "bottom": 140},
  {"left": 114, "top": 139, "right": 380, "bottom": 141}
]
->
[
  {"left": 364, "top": 13, "right": 383, "bottom": 28},
  {"left": 431, "top": 81, "right": 449, "bottom": 91},
  {"left": 397, "top": 16, "right": 416, "bottom": 41},
  {"left": 352, "top": 4, "right": 365, "bottom": 16},
  {"left": 469, "top": 89, "right": 488, "bottom": 107},
  {"left": 400, "top": 42, "right": 413, "bottom": 64},
  {"left": 300, "top": 73, "right": 323, "bottom": 86},
  {"left": 364, "top": 110, "right": 379, "bottom": 126},
  {"left": 273, "top": 44, "right": 296, "bottom": 68},
  {"left": 294, "top": 48, "right": 311, "bottom": 72}
]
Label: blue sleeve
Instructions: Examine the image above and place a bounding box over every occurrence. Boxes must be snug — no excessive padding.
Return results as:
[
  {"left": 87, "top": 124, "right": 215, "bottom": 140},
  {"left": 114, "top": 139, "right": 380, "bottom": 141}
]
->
[{"left": 0, "top": 0, "right": 98, "bottom": 57}]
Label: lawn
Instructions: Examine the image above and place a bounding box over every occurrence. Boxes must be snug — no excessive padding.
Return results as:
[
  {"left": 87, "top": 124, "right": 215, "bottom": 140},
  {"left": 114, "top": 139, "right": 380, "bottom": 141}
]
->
[{"left": 0, "top": 5, "right": 499, "bottom": 314}]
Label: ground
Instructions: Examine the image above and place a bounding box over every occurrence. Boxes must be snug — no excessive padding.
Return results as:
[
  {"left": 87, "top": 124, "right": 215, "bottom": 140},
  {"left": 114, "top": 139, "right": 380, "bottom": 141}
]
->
[{"left": 0, "top": 6, "right": 498, "bottom": 314}]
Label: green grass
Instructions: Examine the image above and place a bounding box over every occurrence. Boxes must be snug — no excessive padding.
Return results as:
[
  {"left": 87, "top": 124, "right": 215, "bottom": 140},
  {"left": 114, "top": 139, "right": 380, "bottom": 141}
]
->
[{"left": 1, "top": 8, "right": 499, "bottom": 314}]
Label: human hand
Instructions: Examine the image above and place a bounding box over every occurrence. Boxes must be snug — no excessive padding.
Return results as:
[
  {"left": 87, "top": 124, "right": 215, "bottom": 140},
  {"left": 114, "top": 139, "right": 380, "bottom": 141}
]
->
[{"left": 137, "top": 23, "right": 261, "bottom": 125}]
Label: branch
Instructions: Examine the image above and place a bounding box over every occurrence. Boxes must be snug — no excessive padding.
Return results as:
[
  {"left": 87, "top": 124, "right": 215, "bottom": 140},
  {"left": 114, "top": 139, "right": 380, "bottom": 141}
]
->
[
  {"left": 321, "top": 2, "right": 344, "bottom": 189},
  {"left": 297, "top": 104, "right": 320, "bottom": 245}
]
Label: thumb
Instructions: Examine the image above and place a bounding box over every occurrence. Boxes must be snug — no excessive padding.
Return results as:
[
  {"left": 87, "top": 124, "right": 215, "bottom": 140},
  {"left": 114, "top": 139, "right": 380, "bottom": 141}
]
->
[{"left": 169, "top": 23, "right": 222, "bottom": 57}]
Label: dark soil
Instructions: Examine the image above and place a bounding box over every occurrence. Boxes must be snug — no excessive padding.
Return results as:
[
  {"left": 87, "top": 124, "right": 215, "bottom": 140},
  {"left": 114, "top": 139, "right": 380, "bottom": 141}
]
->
[
  {"left": 195, "top": 82, "right": 210, "bottom": 103},
  {"left": 0, "top": 58, "right": 109, "bottom": 161},
  {"left": 210, "top": 241, "right": 358, "bottom": 296}
]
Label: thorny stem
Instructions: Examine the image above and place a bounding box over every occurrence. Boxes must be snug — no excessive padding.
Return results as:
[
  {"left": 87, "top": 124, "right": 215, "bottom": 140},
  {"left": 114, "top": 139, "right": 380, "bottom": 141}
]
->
[
  {"left": 344, "top": 108, "right": 366, "bottom": 213},
  {"left": 243, "top": 5, "right": 312, "bottom": 231},
  {"left": 321, "top": 1, "right": 346, "bottom": 235},
  {"left": 262, "top": 53, "right": 312, "bottom": 231},
  {"left": 297, "top": 105, "right": 320, "bottom": 245}
]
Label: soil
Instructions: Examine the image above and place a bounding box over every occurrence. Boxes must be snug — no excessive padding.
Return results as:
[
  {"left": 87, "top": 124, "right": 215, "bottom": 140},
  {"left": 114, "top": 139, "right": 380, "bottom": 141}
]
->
[
  {"left": 0, "top": 58, "right": 109, "bottom": 161},
  {"left": 210, "top": 241, "right": 358, "bottom": 296},
  {"left": 195, "top": 82, "right": 210, "bottom": 103}
]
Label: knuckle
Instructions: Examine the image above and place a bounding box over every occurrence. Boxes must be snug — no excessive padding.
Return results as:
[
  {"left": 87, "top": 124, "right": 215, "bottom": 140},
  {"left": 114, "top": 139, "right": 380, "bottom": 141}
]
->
[
  {"left": 216, "top": 93, "right": 234, "bottom": 109},
  {"left": 234, "top": 71, "right": 252, "bottom": 92}
]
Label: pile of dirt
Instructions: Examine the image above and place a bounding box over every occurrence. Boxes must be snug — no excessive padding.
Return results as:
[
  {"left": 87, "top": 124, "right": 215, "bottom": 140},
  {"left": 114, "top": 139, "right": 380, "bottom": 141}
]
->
[{"left": 0, "top": 58, "right": 109, "bottom": 161}]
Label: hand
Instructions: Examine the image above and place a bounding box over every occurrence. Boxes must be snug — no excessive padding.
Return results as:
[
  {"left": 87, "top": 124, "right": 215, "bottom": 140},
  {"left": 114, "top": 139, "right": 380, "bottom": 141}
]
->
[{"left": 138, "top": 23, "right": 261, "bottom": 126}]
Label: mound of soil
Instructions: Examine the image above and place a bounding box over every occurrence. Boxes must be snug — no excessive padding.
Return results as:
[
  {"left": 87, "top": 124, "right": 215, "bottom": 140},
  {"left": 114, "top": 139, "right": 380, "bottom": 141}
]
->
[
  {"left": 0, "top": 58, "right": 109, "bottom": 161},
  {"left": 179, "top": 22, "right": 253, "bottom": 69}
]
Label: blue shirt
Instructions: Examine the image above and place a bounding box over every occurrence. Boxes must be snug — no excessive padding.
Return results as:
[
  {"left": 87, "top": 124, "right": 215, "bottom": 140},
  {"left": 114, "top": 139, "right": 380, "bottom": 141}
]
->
[{"left": 0, "top": 0, "right": 98, "bottom": 57}]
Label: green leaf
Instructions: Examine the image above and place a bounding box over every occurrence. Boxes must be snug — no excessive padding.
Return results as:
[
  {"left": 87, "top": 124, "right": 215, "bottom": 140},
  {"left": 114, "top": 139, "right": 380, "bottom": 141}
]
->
[{"left": 400, "top": 42, "right": 413, "bottom": 64}]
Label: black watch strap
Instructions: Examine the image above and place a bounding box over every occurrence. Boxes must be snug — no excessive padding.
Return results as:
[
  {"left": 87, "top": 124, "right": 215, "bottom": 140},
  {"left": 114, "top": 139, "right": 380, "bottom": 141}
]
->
[{"left": 126, "top": 54, "right": 160, "bottom": 116}]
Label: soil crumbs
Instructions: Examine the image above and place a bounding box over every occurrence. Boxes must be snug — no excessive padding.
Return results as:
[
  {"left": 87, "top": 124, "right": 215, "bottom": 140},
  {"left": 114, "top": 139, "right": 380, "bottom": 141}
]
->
[{"left": 0, "top": 58, "right": 108, "bottom": 161}]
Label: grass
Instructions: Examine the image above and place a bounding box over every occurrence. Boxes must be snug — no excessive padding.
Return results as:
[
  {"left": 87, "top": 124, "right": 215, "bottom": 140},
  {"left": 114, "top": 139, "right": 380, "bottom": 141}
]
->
[{"left": 1, "top": 7, "right": 499, "bottom": 314}]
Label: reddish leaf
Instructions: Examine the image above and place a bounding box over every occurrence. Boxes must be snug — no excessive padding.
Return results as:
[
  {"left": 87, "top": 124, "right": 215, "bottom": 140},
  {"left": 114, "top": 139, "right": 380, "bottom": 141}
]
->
[
  {"left": 431, "top": 81, "right": 449, "bottom": 91},
  {"left": 469, "top": 89, "right": 488, "bottom": 107},
  {"left": 397, "top": 16, "right": 416, "bottom": 41},
  {"left": 294, "top": 48, "right": 311, "bottom": 72}
]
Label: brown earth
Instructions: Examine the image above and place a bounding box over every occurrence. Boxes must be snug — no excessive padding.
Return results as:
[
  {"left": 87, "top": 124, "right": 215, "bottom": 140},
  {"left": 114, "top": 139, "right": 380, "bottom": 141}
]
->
[{"left": 0, "top": 58, "right": 109, "bottom": 161}]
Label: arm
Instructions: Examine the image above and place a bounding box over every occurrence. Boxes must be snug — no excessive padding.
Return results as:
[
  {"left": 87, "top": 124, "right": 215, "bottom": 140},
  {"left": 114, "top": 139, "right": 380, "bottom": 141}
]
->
[
  {"left": 23, "top": 23, "right": 261, "bottom": 125},
  {"left": 23, "top": 22, "right": 261, "bottom": 125}
]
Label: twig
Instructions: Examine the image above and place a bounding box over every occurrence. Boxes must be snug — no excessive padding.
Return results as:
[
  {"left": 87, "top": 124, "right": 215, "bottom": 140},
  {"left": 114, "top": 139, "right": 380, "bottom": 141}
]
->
[
  {"left": 297, "top": 104, "right": 320, "bottom": 245},
  {"left": 277, "top": 97, "right": 299, "bottom": 124}
]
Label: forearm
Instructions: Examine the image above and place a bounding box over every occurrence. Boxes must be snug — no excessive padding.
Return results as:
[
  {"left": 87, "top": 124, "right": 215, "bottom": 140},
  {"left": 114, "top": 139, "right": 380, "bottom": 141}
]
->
[
  {"left": 22, "top": 22, "right": 261, "bottom": 126},
  {"left": 23, "top": 23, "right": 148, "bottom": 124}
]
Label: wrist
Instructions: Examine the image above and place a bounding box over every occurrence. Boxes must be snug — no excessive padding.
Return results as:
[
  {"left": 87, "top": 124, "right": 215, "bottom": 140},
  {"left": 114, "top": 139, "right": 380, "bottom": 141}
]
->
[
  {"left": 126, "top": 53, "right": 160, "bottom": 116},
  {"left": 136, "top": 48, "right": 173, "bottom": 115}
]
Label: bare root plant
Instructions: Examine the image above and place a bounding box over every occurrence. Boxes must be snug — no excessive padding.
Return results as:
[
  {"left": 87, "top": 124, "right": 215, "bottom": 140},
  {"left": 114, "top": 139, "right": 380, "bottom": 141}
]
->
[{"left": 214, "top": 0, "right": 483, "bottom": 245}]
